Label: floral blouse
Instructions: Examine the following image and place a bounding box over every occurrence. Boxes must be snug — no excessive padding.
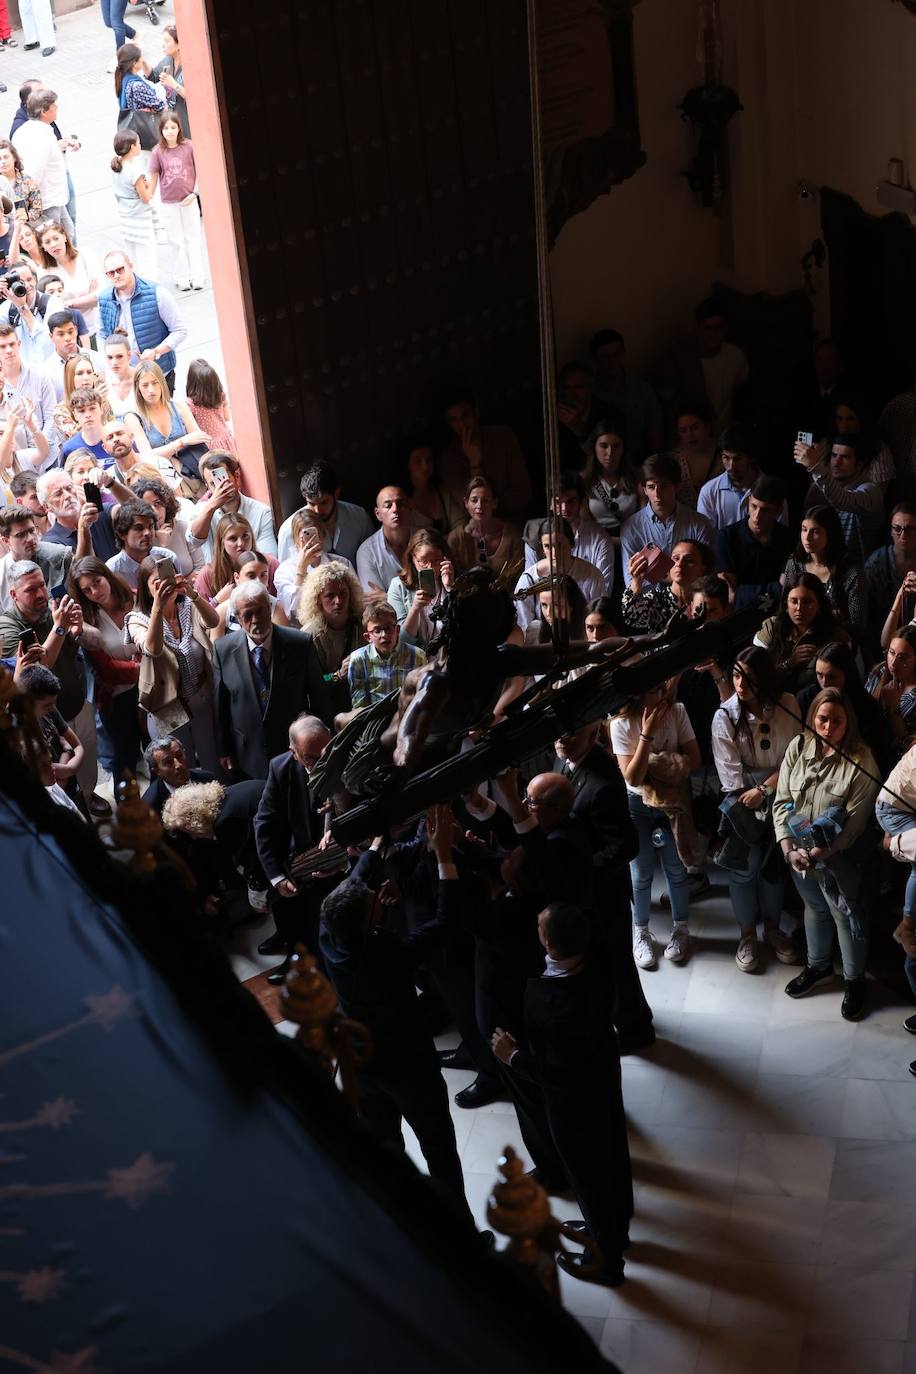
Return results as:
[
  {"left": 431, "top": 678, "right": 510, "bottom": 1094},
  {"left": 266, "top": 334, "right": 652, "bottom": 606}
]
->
[{"left": 13, "top": 171, "right": 42, "bottom": 225}]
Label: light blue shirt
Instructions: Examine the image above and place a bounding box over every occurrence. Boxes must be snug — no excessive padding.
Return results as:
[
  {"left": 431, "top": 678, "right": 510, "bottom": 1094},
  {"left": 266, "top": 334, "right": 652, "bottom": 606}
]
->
[
  {"left": 697, "top": 472, "right": 789, "bottom": 530},
  {"left": 107, "top": 544, "right": 173, "bottom": 590},
  {"left": 619, "top": 502, "right": 714, "bottom": 569}
]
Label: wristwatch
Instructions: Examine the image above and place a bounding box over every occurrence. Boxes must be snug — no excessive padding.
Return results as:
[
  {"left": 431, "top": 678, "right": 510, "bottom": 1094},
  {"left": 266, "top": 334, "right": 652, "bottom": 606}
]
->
[{"left": 53, "top": 624, "right": 66, "bottom": 636}]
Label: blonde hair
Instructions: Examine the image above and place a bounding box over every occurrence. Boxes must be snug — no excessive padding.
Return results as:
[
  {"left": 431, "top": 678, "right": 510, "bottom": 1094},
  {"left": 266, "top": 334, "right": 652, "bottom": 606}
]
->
[
  {"left": 297, "top": 559, "right": 363, "bottom": 633},
  {"left": 162, "top": 781, "right": 226, "bottom": 837}
]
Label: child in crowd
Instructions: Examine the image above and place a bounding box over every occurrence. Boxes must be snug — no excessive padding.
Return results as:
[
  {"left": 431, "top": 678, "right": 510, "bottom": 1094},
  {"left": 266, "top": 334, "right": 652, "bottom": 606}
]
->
[
  {"left": 38, "top": 275, "right": 90, "bottom": 346},
  {"left": 146, "top": 112, "right": 204, "bottom": 291},
  {"left": 347, "top": 601, "right": 426, "bottom": 710},
  {"left": 110, "top": 131, "right": 157, "bottom": 282},
  {"left": 185, "top": 358, "right": 235, "bottom": 451}
]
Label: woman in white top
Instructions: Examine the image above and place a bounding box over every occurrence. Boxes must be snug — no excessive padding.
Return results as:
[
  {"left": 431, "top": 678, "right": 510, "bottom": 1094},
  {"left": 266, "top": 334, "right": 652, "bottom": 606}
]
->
[
  {"left": 103, "top": 335, "right": 137, "bottom": 418},
  {"left": 35, "top": 220, "right": 102, "bottom": 340},
  {"left": 387, "top": 527, "right": 455, "bottom": 650},
  {"left": 611, "top": 685, "right": 700, "bottom": 969},
  {"left": 273, "top": 508, "right": 354, "bottom": 626},
  {"left": 129, "top": 474, "right": 203, "bottom": 578},
  {"left": 68, "top": 556, "right": 142, "bottom": 790},
  {"left": 711, "top": 645, "right": 802, "bottom": 973},
  {"left": 110, "top": 130, "right": 157, "bottom": 283}
]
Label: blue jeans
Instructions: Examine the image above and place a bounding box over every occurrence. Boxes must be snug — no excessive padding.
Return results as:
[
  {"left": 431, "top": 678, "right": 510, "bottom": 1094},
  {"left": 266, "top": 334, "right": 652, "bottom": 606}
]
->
[
  {"left": 100, "top": 0, "right": 136, "bottom": 47},
  {"left": 627, "top": 790, "right": 690, "bottom": 929},
  {"left": 790, "top": 866, "right": 868, "bottom": 980},
  {"left": 728, "top": 840, "right": 783, "bottom": 932},
  {"left": 876, "top": 800, "right": 916, "bottom": 919}
]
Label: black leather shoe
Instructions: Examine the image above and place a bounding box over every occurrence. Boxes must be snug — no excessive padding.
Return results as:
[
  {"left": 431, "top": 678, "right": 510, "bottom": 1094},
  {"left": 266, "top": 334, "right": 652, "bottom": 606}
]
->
[
  {"left": 557, "top": 1250, "right": 625, "bottom": 1288},
  {"left": 618, "top": 1025, "right": 656, "bottom": 1055},
  {"left": 454, "top": 1077, "right": 503, "bottom": 1109},
  {"left": 841, "top": 979, "right": 867, "bottom": 1021},
  {"left": 23, "top": 42, "right": 39, "bottom": 50},
  {"left": 266, "top": 960, "right": 290, "bottom": 986},
  {"left": 909, "top": 1061, "right": 916, "bottom": 1078},
  {"left": 439, "top": 1043, "right": 474, "bottom": 1070},
  {"left": 785, "top": 965, "right": 834, "bottom": 998},
  {"left": 257, "top": 932, "right": 286, "bottom": 957},
  {"left": 904, "top": 1014, "right": 916, "bottom": 1035},
  {"left": 562, "top": 1219, "right": 631, "bottom": 1251}
]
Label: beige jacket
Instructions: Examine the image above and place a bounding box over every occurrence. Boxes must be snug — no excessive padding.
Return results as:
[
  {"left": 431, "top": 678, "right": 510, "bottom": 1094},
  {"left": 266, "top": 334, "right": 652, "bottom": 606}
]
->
[{"left": 773, "top": 733, "right": 879, "bottom": 852}]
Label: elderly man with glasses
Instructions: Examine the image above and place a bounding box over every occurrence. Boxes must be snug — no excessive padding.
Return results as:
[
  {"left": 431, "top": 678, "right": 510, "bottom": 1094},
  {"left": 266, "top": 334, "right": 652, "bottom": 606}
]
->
[{"left": 97, "top": 249, "right": 187, "bottom": 396}]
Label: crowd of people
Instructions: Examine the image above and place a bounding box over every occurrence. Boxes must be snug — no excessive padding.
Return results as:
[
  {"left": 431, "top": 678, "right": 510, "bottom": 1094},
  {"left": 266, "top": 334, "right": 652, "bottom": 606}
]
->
[{"left": 3, "top": 72, "right": 916, "bottom": 1285}]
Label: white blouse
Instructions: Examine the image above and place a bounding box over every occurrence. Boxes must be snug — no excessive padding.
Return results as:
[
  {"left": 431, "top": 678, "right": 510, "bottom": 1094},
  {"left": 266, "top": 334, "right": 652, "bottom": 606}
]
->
[{"left": 711, "top": 692, "right": 802, "bottom": 793}]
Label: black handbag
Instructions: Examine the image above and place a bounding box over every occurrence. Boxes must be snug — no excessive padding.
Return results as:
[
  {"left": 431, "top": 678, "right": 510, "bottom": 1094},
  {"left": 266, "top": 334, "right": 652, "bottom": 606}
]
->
[{"left": 117, "top": 106, "right": 160, "bottom": 153}]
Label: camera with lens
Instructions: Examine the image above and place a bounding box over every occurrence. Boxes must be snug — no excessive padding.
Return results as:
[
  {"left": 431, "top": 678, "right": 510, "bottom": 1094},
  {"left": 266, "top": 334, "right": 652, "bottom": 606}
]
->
[{"left": 2, "top": 270, "right": 27, "bottom": 301}]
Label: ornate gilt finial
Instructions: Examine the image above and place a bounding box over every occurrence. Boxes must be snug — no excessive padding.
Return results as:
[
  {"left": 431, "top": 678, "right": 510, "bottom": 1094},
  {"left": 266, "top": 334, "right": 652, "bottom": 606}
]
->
[
  {"left": 280, "top": 947, "right": 371, "bottom": 1110},
  {"left": 109, "top": 772, "right": 162, "bottom": 874},
  {"left": 487, "top": 1146, "right": 608, "bottom": 1300}
]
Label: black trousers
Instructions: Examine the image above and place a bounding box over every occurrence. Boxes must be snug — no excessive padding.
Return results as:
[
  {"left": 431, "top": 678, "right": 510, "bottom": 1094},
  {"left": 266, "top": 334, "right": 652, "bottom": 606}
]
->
[
  {"left": 546, "top": 1088, "right": 633, "bottom": 1267},
  {"left": 357, "top": 1054, "right": 474, "bottom": 1227},
  {"left": 423, "top": 943, "right": 502, "bottom": 1088},
  {"left": 600, "top": 911, "right": 654, "bottom": 1042}
]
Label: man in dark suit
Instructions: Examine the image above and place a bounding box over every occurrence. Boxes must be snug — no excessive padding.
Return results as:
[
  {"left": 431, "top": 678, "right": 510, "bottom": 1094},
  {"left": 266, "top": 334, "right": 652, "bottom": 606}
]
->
[
  {"left": 553, "top": 723, "right": 654, "bottom": 1053},
  {"left": 142, "top": 736, "right": 215, "bottom": 816},
  {"left": 253, "top": 714, "right": 335, "bottom": 984},
  {"left": 492, "top": 902, "right": 633, "bottom": 1288},
  {"left": 213, "top": 583, "right": 317, "bottom": 781},
  {"left": 319, "top": 805, "right": 475, "bottom": 1228}
]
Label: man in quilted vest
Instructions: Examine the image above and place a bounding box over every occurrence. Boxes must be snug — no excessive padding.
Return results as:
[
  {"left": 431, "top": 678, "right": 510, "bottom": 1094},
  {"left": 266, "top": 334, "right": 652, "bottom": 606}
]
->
[{"left": 97, "top": 250, "right": 187, "bottom": 395}]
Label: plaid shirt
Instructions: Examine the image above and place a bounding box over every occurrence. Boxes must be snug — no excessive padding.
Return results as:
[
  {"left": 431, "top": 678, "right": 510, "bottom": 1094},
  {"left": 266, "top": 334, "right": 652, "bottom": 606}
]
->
[{"left": 347, "top": 640, "right": 426, "bottom": 709}]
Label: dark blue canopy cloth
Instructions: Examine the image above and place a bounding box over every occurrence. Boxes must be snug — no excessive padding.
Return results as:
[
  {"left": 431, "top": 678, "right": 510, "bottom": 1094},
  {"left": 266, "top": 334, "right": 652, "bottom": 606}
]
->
[{"left": 0, "top": 748, "right": 615, "bottom": 1373}]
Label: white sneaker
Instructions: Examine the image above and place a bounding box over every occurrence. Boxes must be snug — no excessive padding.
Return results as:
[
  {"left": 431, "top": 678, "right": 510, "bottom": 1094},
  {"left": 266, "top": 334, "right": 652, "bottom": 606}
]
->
[
  {"left": 177, "top": 280, "right": 192, "bottom": 292},
  {"left": 664, "top": 923, "right": 690, "bottom": 963},
  {"left": 633, "top": 928, "right": 657, "bottom": 970},
  {"left": 765, "top": 926, "right": 801, "bottom": 965},
  {"left": 735, "top": 934, "right": 759, "bottom": 972},
  {"left": 191, "top": 280, "right": 205, "bottom": 291}
]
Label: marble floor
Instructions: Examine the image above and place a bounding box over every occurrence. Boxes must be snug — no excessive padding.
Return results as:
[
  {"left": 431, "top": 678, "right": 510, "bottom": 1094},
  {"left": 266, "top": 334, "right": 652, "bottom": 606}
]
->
[{"left": 229, "top": 873, "right": 916, "bottom": 1374}]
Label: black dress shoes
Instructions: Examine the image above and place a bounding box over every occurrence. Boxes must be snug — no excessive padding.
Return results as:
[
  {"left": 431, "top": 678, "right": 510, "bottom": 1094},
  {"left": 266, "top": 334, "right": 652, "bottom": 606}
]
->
[
  {"left": 557, "top": 1251, "right": 625, "bottom": 1288},
  {"left": 903, "top": 1014, "right": 916, "bottom": 1035},
  {"left": 266, "top": 960, "right": 290, "bottom": 986},
  {"left": 563, "top": 1219, "right": 631, "bottom": 1251},
  {"left": 841, "top": 979, "right": 867, "bottom": 1021},
  {"left": 258, "top": 931, "right": 287, "bottom": 957},
  {"left": 454, "top": 1077, "right": 503, "bottom": 1109},
  {"left": 439, "top": 1043, "right": 474, "bottom": 1070}
]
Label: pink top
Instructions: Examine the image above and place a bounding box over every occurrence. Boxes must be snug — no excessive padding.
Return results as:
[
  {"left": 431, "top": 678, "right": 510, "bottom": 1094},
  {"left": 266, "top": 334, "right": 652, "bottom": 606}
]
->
[
  {"left": 194, "top": 556, "right": 279, "bottom": 602},
  {"left": 148, "top": 141, "right": 197, "bottom": 203},
  {"left": 188, "top": 401, "right": 236, "bottom": 453}
]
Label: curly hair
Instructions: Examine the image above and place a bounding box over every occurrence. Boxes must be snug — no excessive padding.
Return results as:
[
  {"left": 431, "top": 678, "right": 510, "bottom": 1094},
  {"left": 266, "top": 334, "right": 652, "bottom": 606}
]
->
[
  {"left": 297, "top": 559, "right": 363, "bottom": 634},
  {"left": 162, "top": 781, "right": 226, "bottom": 838}
]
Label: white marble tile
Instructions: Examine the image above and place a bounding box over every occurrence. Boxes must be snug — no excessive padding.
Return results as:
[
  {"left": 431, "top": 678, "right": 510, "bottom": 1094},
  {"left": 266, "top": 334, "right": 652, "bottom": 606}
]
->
[
  {"left": 600, "top": 1253, "right": 714, "bottom": 1327},
  {"left": 752, "top": 1074, "right": 847, "bottom": 1136},
  {"left": 682, "top": 961, "right": 780, "bottom": 1017},
  {"left": 633, "top": 1186, "right": 735, "bottom": 1268},
  {"left": 706, "top": 1261, "right": 815, "bottom": 1332},
  {"left": 840, "top": 1078, "right": 916, "bottom": 1140},
  {"left": 632, "top": 1125, "right": 745, "bottom": 1200},
  {"left": 600, "top": 1318, "right": 702, "bottom": 1374},
  {"left": 660, "top": 1013, "right": 767, "bottom": 1068},
  {"left": 696, "top": 1327, "right": 803, "bottom": 1374},
  {"left": 807, "top": 1266, "right": 915, "bottom": 1339},
  {"left": 798, "top": 1335, "right": 904, "bottom": 1374},
  {"left": 849, "top": 1021, "right": 916, "bottom": 1082},
  {"left": 460, "top": 1110, "right": 531, "bottom": 1176},
  {"left": 818, "top": 1201, "right": 916, "bottom": 1271},
  {"left": 829, "top": 1141, "right": 916, "bottom": 1203},
  {"left": 655, "top": 1069, "right": 763, "bottom": 1133},
  {"left": 759, "top": 1020, "right": 856, "bottom": 1078},
  {"left": 620, "top": 1065, "right": 667, "bottom": 1128},
  {"left": 736, "top": 1133, "right": 836, "bottom": 1200},
  {"left": 727, "top": 1196, "right": 826, "bottom": 1267}
]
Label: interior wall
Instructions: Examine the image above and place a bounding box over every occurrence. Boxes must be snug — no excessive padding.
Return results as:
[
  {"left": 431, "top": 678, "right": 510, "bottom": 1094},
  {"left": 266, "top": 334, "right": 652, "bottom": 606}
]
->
[
  {"left": 549, "top": 0, "right": 731, "bottom": 370},
  {"left": 793, "top": 0, "right": 916, "bottom": 217},
  {"left": 549, "top": 0, "right": 916, "bottom": 373}
]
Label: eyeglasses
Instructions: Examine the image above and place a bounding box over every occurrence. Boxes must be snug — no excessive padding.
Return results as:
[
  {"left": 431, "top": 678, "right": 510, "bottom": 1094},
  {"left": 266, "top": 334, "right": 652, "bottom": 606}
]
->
[
  {"left": 105, "top": 265, "right": 129, "bottom": 277},
  {"left": 524, "top": 795, "right": 544, "bottom": 809},
  {"left": 891, "top": 525, "right": 916, "bottom": 537}
]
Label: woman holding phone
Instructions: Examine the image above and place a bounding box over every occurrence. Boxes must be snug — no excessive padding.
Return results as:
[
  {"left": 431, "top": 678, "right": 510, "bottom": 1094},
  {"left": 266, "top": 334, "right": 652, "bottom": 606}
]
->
[
  {"left": 621, "top": 539, "right": 714, "bottom": 632},
  {"left": 68, "top": 556, "right": 141, "bottom": 789},
  {"left": 126, "top": 554, "right": 220, "bottom": 771},
  {"left": 387, "top": 528, "right": 455, "bottom": 649}
]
